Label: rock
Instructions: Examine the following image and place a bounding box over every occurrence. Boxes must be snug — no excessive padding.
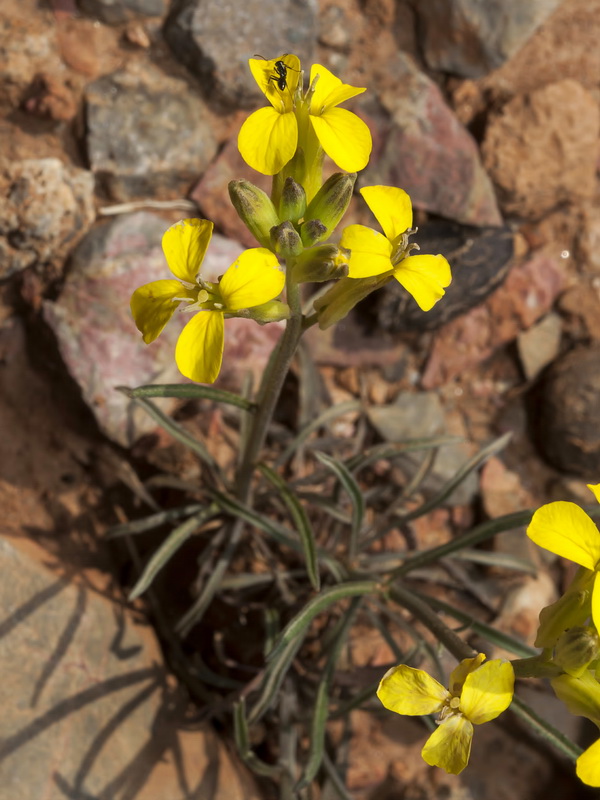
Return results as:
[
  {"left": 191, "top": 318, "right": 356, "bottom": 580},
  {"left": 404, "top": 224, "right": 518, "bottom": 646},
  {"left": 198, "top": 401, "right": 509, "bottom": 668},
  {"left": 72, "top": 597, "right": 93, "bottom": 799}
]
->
[
  {"left": 0, "top": 15, "right": 61, "bottom": 108},
  {"left": 482, "top": 80, "right": 600, "bottom": 219},
  {"left": 21, "top": 72, "right": 78, "bottom": 122},
  {"left": 558, "top": 284, "right": 600, "bottom": 341},
  {"left": 163, "top": 0, "right": 318, "bottom": 109},
  {"left": 189, "top": 139, "right": 272, "bottom": 248},
  {"left": 43, "top": 212, "right": 283, "bottom": 446},
  {"left": 77, "top": 0, "right": 166, "bottom": 25},
  {"left": 578, "top": 206, "right": 600, "bottom": 274},
  {"left": 367, "top": 391, "right": 478, "bottom": 505},
  {"left": 413, "top": 0, "right": 563, "bottom": 78},
  {"left": 537, "top": 345, "right": 600, "bottom": 475},
  {"left": 0, "top": 158, "right": 95, "bottom": 279},
  {"left": 422, "top": 253, "right": 566, "bottom": 388},
  {"left": 360, "top": 52, "right": 502, "bottom": 227},
  {"left": 480, "top": 456, "right": 536, "bottom": 519},
  {"left": 85, "top": 64, "right": 217, "bottom": 201},
  {"left": 0, "top": 535, "right": 259, "bottom": 800},
  {"left": 371, "top": 220, "right": 514, "bottom": 333},
  {"left": 493, "top": 573, "right": 557, "bottom": 652},
  {"left": 517, "top": 312, "right": 562, "bottom": 381}
]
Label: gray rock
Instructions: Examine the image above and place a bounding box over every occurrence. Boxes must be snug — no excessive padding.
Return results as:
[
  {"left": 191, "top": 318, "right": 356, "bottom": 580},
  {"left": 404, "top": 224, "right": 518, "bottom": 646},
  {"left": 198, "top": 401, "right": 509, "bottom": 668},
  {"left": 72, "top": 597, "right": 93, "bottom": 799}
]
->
[
  {"left": 414, "top": 0, "right": 564, "bottom": 78},
  {"left": 78, "top": 0, "right": 166, "bottom": 25},
  {"left": 367, "top": 392, "right": 478, "bottom": 505},
  {"left": 85, "top": 64, "right": 217, "bottom": 201},
  {"left": 517, "top": 312, "right": 562, "bottom": 381},
  {"left": 0, "top": 535, "right": 259, "bottom": 800},
  {"left": 163, "top": 0, "right": 317, "bottom": 109},
  {"left": 0, "top": 158, "right": 95, "bottom": 279},
  {"left": 359, "top": 52, "right": 502, "bottom": 227}
]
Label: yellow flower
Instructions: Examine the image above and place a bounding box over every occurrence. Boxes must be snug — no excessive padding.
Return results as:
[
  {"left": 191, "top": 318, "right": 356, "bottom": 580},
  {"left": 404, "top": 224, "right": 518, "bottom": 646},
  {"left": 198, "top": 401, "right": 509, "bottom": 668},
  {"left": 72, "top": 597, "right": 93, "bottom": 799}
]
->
[
  {"left": 238, "top": 55, "right": 372, "bottom": 176},
  {"left": 527, "top": 483, "right": 600, "bottom": 629},
  {"left": 339, "top": 186, "right": 452, "bottom": 312},
  {"left": 130, "top": 219, "right": 285, "bottom": 383},
  {"left": 577, "top": 738, "right": 600, "bottom": 787},
  {"left": 377, "top": 654, "right": 514, "bottom": 775}
]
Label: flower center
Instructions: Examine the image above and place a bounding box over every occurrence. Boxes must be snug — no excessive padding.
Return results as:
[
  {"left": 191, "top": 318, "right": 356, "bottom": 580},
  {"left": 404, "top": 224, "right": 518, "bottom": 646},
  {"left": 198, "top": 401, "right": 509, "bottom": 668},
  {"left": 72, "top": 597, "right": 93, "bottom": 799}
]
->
[{"left": 390, "top": 227, "right": 420, "bottom": 267}]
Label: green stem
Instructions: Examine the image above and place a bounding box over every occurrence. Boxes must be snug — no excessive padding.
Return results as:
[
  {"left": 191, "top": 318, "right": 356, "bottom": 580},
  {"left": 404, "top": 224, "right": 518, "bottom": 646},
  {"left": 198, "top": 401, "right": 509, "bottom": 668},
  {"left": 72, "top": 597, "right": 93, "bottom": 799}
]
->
[{"left": 235, "top": 266, "right": 303, "bottom": 501}]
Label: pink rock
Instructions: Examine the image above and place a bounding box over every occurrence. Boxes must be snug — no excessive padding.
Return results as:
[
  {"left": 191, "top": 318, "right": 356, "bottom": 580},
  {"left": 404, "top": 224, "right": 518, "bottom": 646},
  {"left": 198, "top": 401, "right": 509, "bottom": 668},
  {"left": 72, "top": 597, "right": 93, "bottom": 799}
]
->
[{"left": 421, "top": 253, "right": 566, "bottom": 388}]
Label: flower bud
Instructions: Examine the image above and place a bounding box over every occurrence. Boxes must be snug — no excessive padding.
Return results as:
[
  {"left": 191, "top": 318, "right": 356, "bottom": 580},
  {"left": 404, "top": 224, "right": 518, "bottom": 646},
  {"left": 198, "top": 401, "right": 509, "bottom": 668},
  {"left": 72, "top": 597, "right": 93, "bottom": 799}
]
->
[
  {"left": 270, "top": 221, "right": 303, "bottom": 258},
  {"left": 554, "top": 627, "right": 600, "bottom": 678},
  {"left": 228, "top": 180, "right": 280, "bottom": 250},
  {"left": 300, "top": 172, "right": 356, "bottom": 246},
  {"left": 243, "top": 300, "right": 291, "bottom": 324},
  {"left": 535, "top": 578, "right": 593, "bottom": 649},
  {"left": 313, "top": 274, "right": 388, "bottom": 329},
  {"left": 293, "top": 245, "right": 350, "bottom": 283},
  {"left": 279, "top": 177, "right": 306, "bottom": 224},
  {"left": 551, "top": 670, "right": 600, "bottom": 727}
]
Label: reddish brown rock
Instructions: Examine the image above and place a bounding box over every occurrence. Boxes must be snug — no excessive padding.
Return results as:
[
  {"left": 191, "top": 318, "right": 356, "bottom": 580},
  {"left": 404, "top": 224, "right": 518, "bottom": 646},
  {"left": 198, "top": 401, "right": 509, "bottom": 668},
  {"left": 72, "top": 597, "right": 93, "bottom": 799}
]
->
[
  {"left": 422, "top": 253, "right": 566, "bottom": 388},
  {"left": 482, "top": 80, "right": 600, "bottom": 219}
]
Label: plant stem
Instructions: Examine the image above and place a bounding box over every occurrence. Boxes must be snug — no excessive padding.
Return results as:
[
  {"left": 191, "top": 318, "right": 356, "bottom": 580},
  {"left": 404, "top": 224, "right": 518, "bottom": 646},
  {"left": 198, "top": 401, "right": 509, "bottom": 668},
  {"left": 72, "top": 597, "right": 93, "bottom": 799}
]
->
[{"left": 235, "top": 267, "right": 303, "bottom": 501}]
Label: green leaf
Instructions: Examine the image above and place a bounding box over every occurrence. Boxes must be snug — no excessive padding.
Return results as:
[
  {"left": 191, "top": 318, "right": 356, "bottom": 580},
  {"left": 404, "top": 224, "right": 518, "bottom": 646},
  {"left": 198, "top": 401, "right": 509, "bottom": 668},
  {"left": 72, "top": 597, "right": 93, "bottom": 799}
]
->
[
  {"left": 275, "top": 400, "right": 362, "bottom": 466},
  {"left": 119, "top": 383, "right": 256, "bottom": 411},
  {"left": 315, "top": 451, "right": 365, "bottom": 559},
  {"left": 248, "top": 635, "right": 305, "bottom": 724},
  {"left": 344, "top": 436, "right": 461, "bottom": 472},
  {"left": 259, "top": 463, "right": 320, "bottom": 591},
  {"left": 129, "top": 505, "right": 218, "bottom": 600},
  {"left": 509, "top": 695, "right": 582, "bottom": 762},
  {"left": 234, "top": 700, "right": 282, "bottom": 778},
  {"left": 106, "top": 504, "right": 203, "bottom": 539}
]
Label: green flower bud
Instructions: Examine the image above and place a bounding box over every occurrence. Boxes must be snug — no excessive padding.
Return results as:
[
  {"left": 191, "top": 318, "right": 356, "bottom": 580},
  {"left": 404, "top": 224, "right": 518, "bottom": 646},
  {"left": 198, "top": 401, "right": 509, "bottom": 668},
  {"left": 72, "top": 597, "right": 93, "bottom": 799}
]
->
[
  {"left": 300, "top": 172, "right": 356, "bottom": 246},
  {"left": 228, "top": 180, "right": 280, "bottom": 250},
  {"left": 242, "top": 300, "right": 291, "bottom": 325},
  {"left": 555, "top": 627, "right": 600, "bottom": 677},
  {"left": 270, "top": 221, "right": 304, "bottom": 258},
  {"left": 313, "top": 274, "right": 389, "bottom": 329},
  {"left": 293, "top": 245, "right": 350, "bottom": 283},
  {"left": 551, "top": 669, "right": 600, "bottom": 727},
  {"left": 279, "top": 177, "right": 306, "bottom": 224},
  {"left": 535, "top": 574, "right": 594, "bottom": 649}
]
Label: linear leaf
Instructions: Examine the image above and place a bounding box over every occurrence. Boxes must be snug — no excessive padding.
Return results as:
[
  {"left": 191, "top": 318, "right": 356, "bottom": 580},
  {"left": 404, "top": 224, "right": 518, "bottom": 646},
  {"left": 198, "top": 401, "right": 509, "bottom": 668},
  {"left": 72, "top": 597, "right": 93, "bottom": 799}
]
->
[
  {"left": 119, "top": 383, "right": 256, "bottom": 411},
  {"left": 259, "top": 464, "right": 320, "bottom": 591},
  {"left": 129, "top": 506, "right": 218, "bottom": 600},
  {"left": 248, "top": 636, "right": 305, "bottom": 724},
  {"left": 275, "top": 400, "right": 362, "bottom": 466},
  {"left": 234, "top": 700, "right": 282, "bottom": 777},
  {"left": 106, "top": 504, "right": 203, "bottom": 539},
  {"left": 510, "top": 695, "right": 582, "bottom": 762},
  {"left": 344, "top": 436, "right": 461, "bottom": 472},
  {"left": 315, "top": 451, "right": 365, "bottom": 558}
]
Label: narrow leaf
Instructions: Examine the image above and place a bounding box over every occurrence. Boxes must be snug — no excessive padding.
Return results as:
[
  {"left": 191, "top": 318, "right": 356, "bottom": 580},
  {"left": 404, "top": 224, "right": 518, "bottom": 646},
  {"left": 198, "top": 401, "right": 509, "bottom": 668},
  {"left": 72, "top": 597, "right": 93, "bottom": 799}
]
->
[
  {"left": 315, "top": 451, "right": 365, "bottom": 558},
  {"left": 234, "top": 700, "right": 282, "bottom": 777},
  {"left": 248, "top": 636, "right": 305, "bottom": 724},
  {"left": 129, "top": 506, "right": 218, "bottom": 600},
  {"left": 119, "top": 383, "right": 256, "bottom": 411},
  {"left": 275, "top": 400, "right": 362, "bottom": 466},
  {"left": 106, "top": 504, "right": 203, "bottom": 539},
  {"left": 259, "top": 463, "right": 320, "bottom": 591},
  {"left": 510, "top": 695, "right": 582, "bottom": 762},
  {"left": 344, "top": 435, "right": 461, "bottom": 472}
]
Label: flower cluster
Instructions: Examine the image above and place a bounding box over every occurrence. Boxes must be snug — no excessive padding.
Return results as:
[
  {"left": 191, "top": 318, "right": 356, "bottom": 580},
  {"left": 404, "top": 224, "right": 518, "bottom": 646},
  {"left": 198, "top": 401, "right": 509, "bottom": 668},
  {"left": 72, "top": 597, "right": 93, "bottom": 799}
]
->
[
  {"left": 377, "top": 654, "right": 514, "bottom": 775},
  {"left": 527, "top": 484, "right": 600, "bottom": 787},
  {"left": 131, "top": 53, "right": 451, "bottom": 384}
]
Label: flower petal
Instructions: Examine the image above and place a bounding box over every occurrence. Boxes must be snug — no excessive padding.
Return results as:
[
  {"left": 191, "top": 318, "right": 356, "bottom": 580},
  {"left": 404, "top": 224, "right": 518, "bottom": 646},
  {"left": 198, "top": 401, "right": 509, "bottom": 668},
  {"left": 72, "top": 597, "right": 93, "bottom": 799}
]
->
[
  {"left": 551, "top": 670, "right": 600, "bottom": 727},
  {"left": 377, "top": 665, "right": 448, "bottom": 715},
  {"left": 130, "top": 279, "right": 190, "bottom": 344},
  {"left": 460, "top": 660, "right": 514, "bottom": 724},
  {"left": 527, "top": 501, "right": 600, "bottom": 571},
  {"left": 249, "top": 54, "right": 301, "bottom": 113},
  {"left": 238, "top": 106, "right": 298, "bottom": 175},
  {"left": 218, "top": 247, "right": 284, "bottom": 311},
  {"left": 340, "top": 224, "right": 393, "bottom": 278},
  {"left": 309, "top": 63, "right": 342, "bottom": 111},
  {"left": 593, "top": 571, "right": 600, "bottom": 631},
  {"left": 393, "top": 253, "right": 452, "bottom": 311},
  {"left": 421, "top": 715, "right": 473, "bottom": 775},
  {"left": 175, "top": 310, "right": 224, "bottom": 384},
  {"left": 588, "top": 483, "right": 600, "bottom": 504},
  {"left": 448, "top": 654, "right": 486, "bottom": 695},
  {"left": 309, "top": 107, "right": 372, "bottom": 172},
  {"left": 162, "top": 219, "right": 214, "bottom": 284},
  {"left": 577, "top": 739, "right": 600, "bottom": 787},
  {"left": 360, "top": 186, "right": 413, "bottom": 242}
]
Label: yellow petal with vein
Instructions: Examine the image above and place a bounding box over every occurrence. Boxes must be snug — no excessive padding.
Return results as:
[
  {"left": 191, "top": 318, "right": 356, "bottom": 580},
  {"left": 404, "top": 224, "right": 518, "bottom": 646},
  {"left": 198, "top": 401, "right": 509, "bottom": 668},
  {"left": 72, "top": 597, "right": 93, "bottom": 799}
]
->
[
  {"left": 130, "top": 279, "right": 190, "bottom": 344},
  {"left": 459, "top": 660, "right": 514, "bottom": 724},
  {"left": 162, "top": 219, "right": 213, "bottom": 284},
  {"left": 238, "top": 106, "right": 298, "bottom": 175},
  {"left": 218, "top": 248, "right": 284, "bottom": 311},
  {"left": 249, "top": 54, "right": 300, "bottom": 112},
  {"left": 309, "top": 107, "right": 372, "bottom": 172},
  {"left": 527, "top": 501, "right": 600, "bottom": 570},
  {"left": 448, "top": 654, "right": 486, "bottom": 695},
  {"left": 393, "top": 253, "right": 451, "bottom": 311},
  {"left": 360, "top": 186, "right": 413, "bottom": 242},
  {"left": 377, "top": 665, "right": 448, "bottom": 715},
  {"left": 421, "top": 715, "right": 473, "bottom": 775},
  {"left": 340, "top": 224, "right": 393, "bottom": 278},
  {"left": 175, "top": 310, "right": 224, "bottom": 383},
  {"left": 577, "top": 739, "right": 600, "bottom": 787}
]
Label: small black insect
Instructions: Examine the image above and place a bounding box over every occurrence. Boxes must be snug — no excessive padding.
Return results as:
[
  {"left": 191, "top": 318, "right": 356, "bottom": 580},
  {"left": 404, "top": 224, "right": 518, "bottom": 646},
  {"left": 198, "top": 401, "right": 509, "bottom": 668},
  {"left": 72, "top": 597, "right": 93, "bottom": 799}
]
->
[{"left": 254, "top": 54, "right": 300, "bottom": 93}]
